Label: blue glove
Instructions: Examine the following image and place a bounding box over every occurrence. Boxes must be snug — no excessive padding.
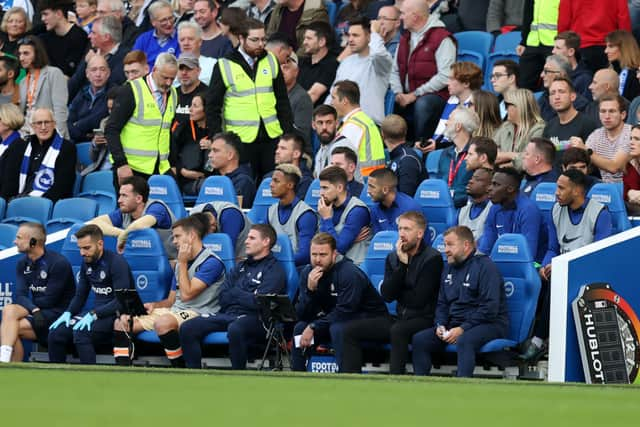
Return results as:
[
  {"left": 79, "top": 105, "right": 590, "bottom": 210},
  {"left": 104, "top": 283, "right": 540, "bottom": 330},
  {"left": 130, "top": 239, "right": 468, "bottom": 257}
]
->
[
  {"left": 73, "top": 312, "right": 97, "bottom": 331},
  {"left": 49, "top": 312, "right": 71, "bottom": 330}
]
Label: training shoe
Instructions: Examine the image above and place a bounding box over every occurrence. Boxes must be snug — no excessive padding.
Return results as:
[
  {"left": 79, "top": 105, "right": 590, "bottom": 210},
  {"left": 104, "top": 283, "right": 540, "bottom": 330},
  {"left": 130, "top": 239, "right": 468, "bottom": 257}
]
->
[{"left": 518, "top": 340, "right": 547, "bottom": 362}]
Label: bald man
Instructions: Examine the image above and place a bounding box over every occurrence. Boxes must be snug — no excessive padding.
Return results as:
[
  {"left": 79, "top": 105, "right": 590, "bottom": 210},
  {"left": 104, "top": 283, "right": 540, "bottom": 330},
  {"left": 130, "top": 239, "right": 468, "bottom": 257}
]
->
[{"left": 585, "top": 68, "right": 622, "bottom": 124}]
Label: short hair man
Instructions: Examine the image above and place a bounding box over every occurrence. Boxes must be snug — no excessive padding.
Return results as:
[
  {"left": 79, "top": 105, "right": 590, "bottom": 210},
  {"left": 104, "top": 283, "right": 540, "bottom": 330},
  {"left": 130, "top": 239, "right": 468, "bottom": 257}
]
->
[
  {"left": 89, "top": 175, "right": 175, "bottom": 254},
  {"left": 465, "top": 137, "right": 497, "bottom": 171},
  {"left": 376, "top": 5, "right": 401, "bottom": 56},
  {"left": 208, "top": 132, "right": 256, "bottom": 208},
  {"left": 0, "top": 223, "right": 74, "bottom": 363},
  {"left": 269, "top": 133, "right": 313, "bottom": 199},
  {"left": 173, "top": 52, "right": 208, "bottom": 126},
  {"left": 39, "top": 0, "right": 89, "bottom": 77},
  {"left": 521, "top": 137, "right": 559, "bottom": 197},
  {"left": 585, "top": 68, "right": 620, "bottom": 124},
  {"left": 96, "top": 0, "right": 140, "bottom": 48},
  {"left": 538, "top": 54, "right": 590, "bottom": 122},
  {"left": 265, "top": 0, "right": 330, "bottom": 53},
  {"left": 367, "top": 167, "right": 422, "bottom": 235},
  {"left": 132, "top": 1, "right": 180, "bottom": 69},
  {"left": 292, "top": 232, "right": 388, "bottom": 371},
  {"left": 521, "top": 169, "right": 613, "bottom": 361},
  {"left": 561, "top": 147, "right": 599, "bottom": 192},
  {"left": 0, "top": 56, "right": 20, "bottom": 105},
  {"left": 330, "top": 146, "right": 363, "bottom": 197},
  {"left": 478, "top": 167, "right": 545, "bottom": 261},
  {"left": 381, "top": 114, "right": 427, "bottom": 197},
  {"left": 457, "top": 167, "right": 493, "bottom": 242},
  {"left": 312, "top": 104, "right": 339, "bottom": 175},
  {"left": 318, "top": 166, "right": 371, "bottom": 265},
  {"left": 0, "top": 108, "right": 76, "bottom": 203},
  {"left": 190, "top": 201, "right": 252, "bottom": 259},
  {"left": 298, "top": 21, "right": 338, "bottom": 105},
  {"left": 192, "top": 0, "right": 233, "bottom": 59},
  {"left": 179, "top": 224, "right": 286, "bottom": 369},
  {"left": 48, "top": 224, "right": 134, "bottom": 364},
  {"left": 280, "top": 53, "right": 313, "bottom": 154},
  {"left": 330, "top": 80, "right": 386, "bottom": 177},
  {"left": 265, "top": 32, "right": 293, "bottom": 64},
  {"left": 268, "top": 163, "right": 318, "bottom": 266},
  {"left": 572, "top": 93, "right": 632, "bottom": 183},
  {"left": 177, "top": 21, "right": 216, "bottom": 85},
  {"left": 342, "top": 211, "right": 443, "bottom": 374},
  {"left": 411, "top": 225, "right": 509, "bottom": 377},
  {"left": 490, "top": 59, "right": 519, "bottom": 119},
  {"left": 122, "top": 50, "right": 150, "bottom": 81},
  {"left": 112, "top": 216, "right": 226, "bottom": 367},
  {"left": 326, "top": 16, "right": 393, "bottom": 125},
  {"left": 542, "top": 77, "right": 598, "bottom": 153},
  {"left": 436, "top": 106, "right": 479, "bottom": 208},
  {"left": 552, "top": 31, "right": 593, "bottom": 100}
]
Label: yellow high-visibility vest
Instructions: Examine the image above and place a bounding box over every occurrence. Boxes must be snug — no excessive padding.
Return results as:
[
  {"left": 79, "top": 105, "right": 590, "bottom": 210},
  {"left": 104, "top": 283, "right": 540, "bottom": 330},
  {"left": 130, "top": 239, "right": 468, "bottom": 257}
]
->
[
  {"left": 345, "top": 110, "right": 385, "bottom": 176},
  {"left": 526, "top": 0, "right": 560, "bottom": 47}
]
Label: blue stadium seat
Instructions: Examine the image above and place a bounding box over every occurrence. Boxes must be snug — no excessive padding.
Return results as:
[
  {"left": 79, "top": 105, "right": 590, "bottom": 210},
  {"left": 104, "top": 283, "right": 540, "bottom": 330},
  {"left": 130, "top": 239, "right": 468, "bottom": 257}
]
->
[
  {"left": 0, "top": 197, "right": 6, "bottom": 220},
  {"left": 247, "top": 177, "right": 277, "bottom": 224},
  {"left": 195, "top": 175, "right": 238, "bottom": 205},
  {"left": 324, "top": 0, "right": 338, "bottom": 26},
  {"left": 446, "top": 233, "right": 541, "bottom": 354},
  {"left": 384, "top": 89, "right": 395, "bottom": 116},
  {"left": 78, "top": 170, "right": 117, "bottom": 215},
  {"left": 359, "top": 231, "right": 398, "bottom": 315},
  {"left": 533, "top": 91, "right": 543, "bottom": 101},
  {"left": 203, "top": 232, "right": 235, "bottom": 272},
  {"left": 457, "top": 50, "right": 485, "bottom": 70},
  {"left": 76, "top": 142, "right": 93, "bottom": 167},
  {"left": 271, "top": 233, "right": 300, "bottom": 299},
  {"left": 304, "top": 178, "right": 321, "bottom": 209},
  {"left": 492, "top": 31, "right": 521, "bottom": 53},
  {"left": 587, "top": 183, "right": 632, "bottom": 234},
  {"left": 0, "top": 223, "right": 18, "bottom": 250},
  {"left": 431, "top": 233, "right": 447, "bottom": 263},
  {"left": 455, "top": 31, "right": 494, "bottom": 71},
  {"left": 148, "top": 174, "right": 188, "bottom": 219},
  {"left": 530, "top": 182, "right": 557, "bottom": 214},
  {"left": 73, "top": 171, "right": 83, "bottom": 197},
  {"left": 46, "top": 198, "right": 98, "bottom": 233},
  {"left": 413, "top": 179, "right": 457, "bottom": 245},
  {"left": 2, "top": 197, "right": 53, "bottom": 226},
  {"left": 426, "top": 149, "right": 444, "bottom": 179}
]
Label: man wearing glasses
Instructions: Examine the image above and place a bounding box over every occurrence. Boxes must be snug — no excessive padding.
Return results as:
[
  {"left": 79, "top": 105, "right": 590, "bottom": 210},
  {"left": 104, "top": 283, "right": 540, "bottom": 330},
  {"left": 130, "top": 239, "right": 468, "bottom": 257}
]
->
[
  {"left": 490, "top": 59, "right": 519, "bottom": 119},
  {"left": 0, "top": 108, "right": 76, "bottom": 202},
  {"left": 206, "top": 18, "right": 293, "bottom": 179},
  {"left": 132, "top": 0, "right": 180, "bottom": 69},
  {"left": 537, "top": 54, "right": 589, "bottom": 122},
  {"left": 376, "top": 6, "right": 401, "bottom": 56}
]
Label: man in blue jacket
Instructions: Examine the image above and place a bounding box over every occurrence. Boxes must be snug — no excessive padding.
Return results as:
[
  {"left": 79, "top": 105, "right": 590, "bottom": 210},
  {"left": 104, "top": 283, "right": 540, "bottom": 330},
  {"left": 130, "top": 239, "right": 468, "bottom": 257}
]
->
[
  {"left": 0, "top": 222, "right": 75, "bottom": 363},
  {"left": 412, "top": 225, "right": 509, "bottom": 377},
  {"left": 292, "top": 232, "right": 388, "bottom": 371},
  {"left": 48, "top": 224, "right": 134, "bottom": 364},
  {"left": 368, "top": 167, "right": 422, "bottom": 235},
  {"left": 179, "top": 224, "right": 286, "bottom": 369}
]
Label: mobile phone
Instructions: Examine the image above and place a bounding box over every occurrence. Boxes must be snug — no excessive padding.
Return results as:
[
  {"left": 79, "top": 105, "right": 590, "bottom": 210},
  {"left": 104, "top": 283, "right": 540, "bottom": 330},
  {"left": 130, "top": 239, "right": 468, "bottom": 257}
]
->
[{"left": 93, "top": 128, "right": 104, "bottom": 136}]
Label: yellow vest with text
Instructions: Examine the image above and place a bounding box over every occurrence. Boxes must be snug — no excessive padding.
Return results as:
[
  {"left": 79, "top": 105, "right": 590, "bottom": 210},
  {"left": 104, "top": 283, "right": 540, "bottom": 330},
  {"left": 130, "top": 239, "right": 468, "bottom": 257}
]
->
[
  {"left": 526, "top": 0, "right": 559, "bottom": 47},
  {"left": 345, "top": 110, "right": 385, "bottom": 176},
  {"left": 115, "top": 77, "right": 176, "bottom": 175},
  {"left": 218, "top": 52, "right": 283, "bottom": 142}
]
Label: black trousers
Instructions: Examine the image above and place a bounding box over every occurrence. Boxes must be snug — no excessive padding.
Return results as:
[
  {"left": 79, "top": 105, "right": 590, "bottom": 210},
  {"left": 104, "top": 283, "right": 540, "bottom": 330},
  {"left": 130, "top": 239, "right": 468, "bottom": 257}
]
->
[
  {"left": 341, "top": 316, "right": 433, "bottom": 374},
  {"left": 519, "top": 45, "right": 553, "bottom": 91},
  {"left": 244, "top": 138, "right": 277, "bottom": 180},
  {"left": 579, "top": 46, "right": 608, "bottom": 75}
]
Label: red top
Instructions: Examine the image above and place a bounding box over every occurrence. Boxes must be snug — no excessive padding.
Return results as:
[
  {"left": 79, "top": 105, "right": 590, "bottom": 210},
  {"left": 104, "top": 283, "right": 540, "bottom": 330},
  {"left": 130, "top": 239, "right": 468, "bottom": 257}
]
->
[
  {"left": 558, "top": 0, "right": 631, "bottom": 48},
  {"left": 623, "top": 162, "right": 640, "bottom": 201}
]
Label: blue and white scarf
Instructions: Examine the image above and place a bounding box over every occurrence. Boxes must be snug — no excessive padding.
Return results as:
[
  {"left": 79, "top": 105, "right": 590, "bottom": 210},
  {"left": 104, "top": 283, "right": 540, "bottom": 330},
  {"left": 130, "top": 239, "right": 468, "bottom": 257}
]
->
[
  {"left": 0, "top": 130, "right": 20, "bottom": 158},
  {"left": 19, "top": 132, "right": 63, "bottom": 196}
]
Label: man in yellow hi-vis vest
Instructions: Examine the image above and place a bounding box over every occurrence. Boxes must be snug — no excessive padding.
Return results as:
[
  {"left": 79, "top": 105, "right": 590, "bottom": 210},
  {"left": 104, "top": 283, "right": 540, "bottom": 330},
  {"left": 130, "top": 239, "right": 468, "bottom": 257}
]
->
[
  {"left": 330, "top": 80, "right": 386, "bottom": 178},
  {"left": 105, "top": 52, "right": 178, "bottom": 188},
  {"left": 206, "top": 18, "right": 294, "bottom": 179}
]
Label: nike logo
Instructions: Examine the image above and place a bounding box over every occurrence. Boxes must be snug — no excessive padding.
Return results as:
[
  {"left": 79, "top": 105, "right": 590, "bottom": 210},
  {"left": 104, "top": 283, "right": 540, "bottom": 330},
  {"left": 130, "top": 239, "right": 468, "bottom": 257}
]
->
[{"left": 562, "top": 235, "right": 580, "bottom": 244}]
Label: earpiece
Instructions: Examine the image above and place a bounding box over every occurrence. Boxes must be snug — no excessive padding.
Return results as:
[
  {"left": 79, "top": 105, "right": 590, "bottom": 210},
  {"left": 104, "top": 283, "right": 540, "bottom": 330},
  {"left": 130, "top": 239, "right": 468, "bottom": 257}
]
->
[{"left": 30, "top": 238, "right": 37, "bottom": 248}]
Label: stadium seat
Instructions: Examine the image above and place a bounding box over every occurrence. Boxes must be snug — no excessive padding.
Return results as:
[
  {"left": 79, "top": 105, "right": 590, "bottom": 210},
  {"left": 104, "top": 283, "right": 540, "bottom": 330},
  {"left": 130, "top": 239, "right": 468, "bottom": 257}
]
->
[
  {"left": 0, "top": 197, "right": 6, "bottom": 220},
  {"left": 195, "top": 175, "right": 238, "bottom": 206},
  {"left": 533, "top": 91, "right": 543, "bottom": 101},
  {"left": 530, "top": 182, "right": 557, "bottom": 214},
  {"left": 426, "top": 149, "right": 444, "bottom": 179},
  {"left": 203, "top": 232, "right": 235, "bottom": 272},
  {"left": 73, "top": 171, "right": 83, "bottom": 197},
  {"left": 78, "top": 170, "right": 117, "bottom": 215},
  {"left": 304, "top": 178, "right": 321, "bottom": 208},
  {"left": 76, "top": 142, "right": 93, "bottom": 167},
  {"left": 431, "top": 233, "right": 447, "bottom": 263},
  {"left": 2, "top": 197, "right": 53, "bottom": 226},
  {"left": 492, "top": 31, "right": 521, "bottom": 53},
  {"left": 359, "top": 183, "right": 374, "bottom": 209},
  {"left": 324, "top": 0, "right": 338, "bottom": 26},
  {"left": 384, "top": 89, "right": 395, "bottom": 116},
  {"left": 413, "top": 179, "right": 457, "bottom": 245},
  {"left": 148, "top": 174, "right": 188, "bottom": 219},
  {"left": 0, "top": 223, "right": 18, "bottom": 250},
  {"left": 359, "top": 231, "right": 398, "bottom": 315},
  {"left": 446, "top": 233, "right": 541, "bottom": 354},
  {"left": 455, "top": 31, "right": 494, "bottom": 70},
  {"left": 457, "top": 50, "right": 485, "bottom": 70},
  {"left": 587, "top": 183, "right": 632, "bottom": 234},
  {"left": 247, "top": 177, "right": 277, "bottom": 224},
  {"left": 271, "top": 233, "right": 300, "bottom": 300},
  {"left": 46, "top": 198, "right": 98, "bottom": 233}
]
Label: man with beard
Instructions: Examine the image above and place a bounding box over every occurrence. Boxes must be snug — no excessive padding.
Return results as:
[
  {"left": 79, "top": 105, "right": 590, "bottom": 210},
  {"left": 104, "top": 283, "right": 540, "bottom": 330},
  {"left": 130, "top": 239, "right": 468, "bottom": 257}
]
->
[
  {"left": 298, "top": 21, "right": 337, "bottom": 106},
  {"left": 457, "top": 168, "right": 493, "bottom": 242},
  {"left": 48, "top": 224, "right": 133, "bottom": 364},
  {"left": 368, "top": 167, "right": 422, "bottom": 235},
  {"left": 317, "top": 166, "right": 371, "bottom": 265},
  {"left": 312, "top": 104, "right": 338, "bottom": 176},
  {"left": 411, "top": 225, "right": 508, "bottom": 377}
]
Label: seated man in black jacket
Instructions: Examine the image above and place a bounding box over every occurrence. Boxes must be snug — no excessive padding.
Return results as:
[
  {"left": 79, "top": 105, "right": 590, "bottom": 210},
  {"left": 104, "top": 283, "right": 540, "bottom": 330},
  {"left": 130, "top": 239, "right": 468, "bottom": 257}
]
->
[{"left": 341, "top": 211, "right": 443, "bottom": 374}]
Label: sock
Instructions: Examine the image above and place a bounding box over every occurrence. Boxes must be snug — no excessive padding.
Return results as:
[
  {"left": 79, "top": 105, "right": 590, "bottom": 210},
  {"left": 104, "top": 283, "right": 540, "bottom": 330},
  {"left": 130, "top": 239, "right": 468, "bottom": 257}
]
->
[
  {"left": 531, "top": 336, "right": 544, "bottom": 349},
  {"left": 0, "top": 345, "right": 13, "bottom": 363},
  {"left": 159, "top": 331, "right": 185, "bottom": 368},
  {"left": 113, "top": 331, "right": 132, "bottom": 366}
]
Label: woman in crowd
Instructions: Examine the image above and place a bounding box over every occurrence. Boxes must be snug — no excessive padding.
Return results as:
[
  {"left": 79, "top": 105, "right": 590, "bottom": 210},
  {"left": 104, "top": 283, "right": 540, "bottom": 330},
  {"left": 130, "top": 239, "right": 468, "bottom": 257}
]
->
[
  {"left": 471, "top": 89, "right": 502, "bottom": 139},
  {"left": 0, "top": 7, "right": 31, "bottom": 57},
  {"left": 605, "top": 30, "right": 640, "bottom": 101},
  {"left": 171, "top": 93, "right": 211, "bottom": 195},
  {"left": 174, "top": 0, "right": 195, "bottom": 23},
  {"left": 0, "top": 103, "right": 25, "bottom": 177},
  {"left": 17, "top": 35, "right": 68, "bottom": 138},
  {"left": 219, "top": 7, "right": 247, "bottom": 49},
  {"left": 494, "top": 88, "right": 545, "bottom": 170},
  {"left": 624, "top": 125, "right": 640, "bottom": 215}
]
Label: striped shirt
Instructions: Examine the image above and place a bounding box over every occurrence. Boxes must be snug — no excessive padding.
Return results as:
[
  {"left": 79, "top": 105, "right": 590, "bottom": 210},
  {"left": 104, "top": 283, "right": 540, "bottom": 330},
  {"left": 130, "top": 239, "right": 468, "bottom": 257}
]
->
[{"left": 586, "top": 124, "right": 632, "bottom": 183}]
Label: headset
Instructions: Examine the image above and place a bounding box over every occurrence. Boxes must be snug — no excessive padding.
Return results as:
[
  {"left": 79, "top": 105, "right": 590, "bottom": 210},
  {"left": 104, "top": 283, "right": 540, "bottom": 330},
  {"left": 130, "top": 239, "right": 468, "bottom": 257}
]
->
[{"left": 30, "top": 237, "right": 37, "bottom": 248}]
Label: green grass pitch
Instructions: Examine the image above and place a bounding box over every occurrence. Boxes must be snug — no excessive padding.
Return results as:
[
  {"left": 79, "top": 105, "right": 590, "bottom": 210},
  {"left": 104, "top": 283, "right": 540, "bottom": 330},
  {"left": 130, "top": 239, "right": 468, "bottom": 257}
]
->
[{"left": 0, "top": 365, "right": 638, "bottom": 426}]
